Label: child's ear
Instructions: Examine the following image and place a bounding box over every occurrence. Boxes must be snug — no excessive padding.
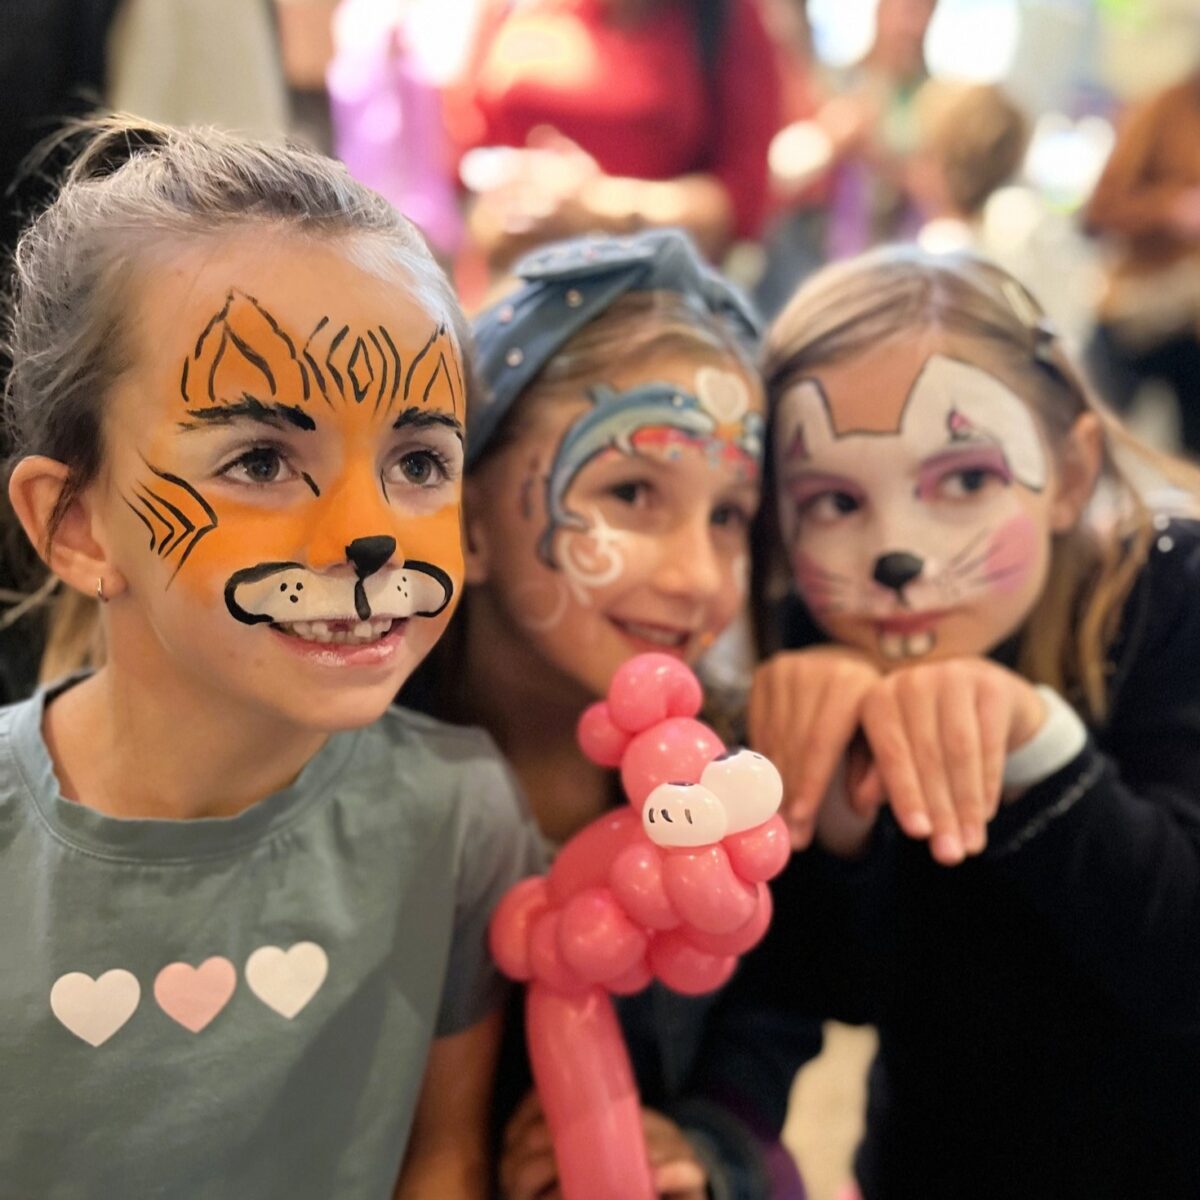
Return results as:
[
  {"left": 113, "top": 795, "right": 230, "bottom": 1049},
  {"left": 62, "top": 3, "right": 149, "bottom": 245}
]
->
[
  {"left": 1050, "top": 412, "right": 1104, "bottom": 533},
  {"left": 7, "top": 458, "right": 126, "bottom": 600},
  {"left": 462, "top": 477, "right": 491, "bottom": 586}
]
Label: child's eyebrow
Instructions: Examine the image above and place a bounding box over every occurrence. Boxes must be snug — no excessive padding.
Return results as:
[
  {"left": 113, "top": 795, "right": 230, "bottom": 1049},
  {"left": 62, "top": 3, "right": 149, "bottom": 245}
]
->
[
  {"left": 393, "top": 407, "right": 464, "bottom": 442},
  {"left": 178, "top": 394, "right": 316, "bottom": 433}
]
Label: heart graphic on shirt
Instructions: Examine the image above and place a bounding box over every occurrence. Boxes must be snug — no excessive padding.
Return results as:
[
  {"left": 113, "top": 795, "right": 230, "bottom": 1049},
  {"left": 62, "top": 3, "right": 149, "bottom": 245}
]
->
[
  {"left": 50, "top": 969, "right": 141, "bottom": 1047},
  {"left": 154, "top": 956, "right": 237, "bottom": 1033},
  {"left": 245, "top": 942, "right": 328, "bottom": 1019}
]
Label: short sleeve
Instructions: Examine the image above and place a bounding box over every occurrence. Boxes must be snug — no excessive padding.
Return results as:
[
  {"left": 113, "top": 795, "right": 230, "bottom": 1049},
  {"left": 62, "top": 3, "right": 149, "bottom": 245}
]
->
[
  {"left": 707, "top": 0, "right": 783, "bottom": 239},
  {"left": 435, "top": 738, "right": 546, "bottom": 1035}
]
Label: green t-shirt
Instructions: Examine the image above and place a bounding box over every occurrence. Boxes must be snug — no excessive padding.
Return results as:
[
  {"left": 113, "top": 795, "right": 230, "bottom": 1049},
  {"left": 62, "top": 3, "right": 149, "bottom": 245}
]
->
[{"left": 0, "top": 681, "right": 543, "bottom": 1199}]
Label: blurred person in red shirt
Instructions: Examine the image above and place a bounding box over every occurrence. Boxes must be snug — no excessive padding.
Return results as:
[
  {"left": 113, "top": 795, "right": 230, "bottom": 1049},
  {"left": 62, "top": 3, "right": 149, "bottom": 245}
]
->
[{"left": 445, "top": 0, "right": 782, "bottom": 272}]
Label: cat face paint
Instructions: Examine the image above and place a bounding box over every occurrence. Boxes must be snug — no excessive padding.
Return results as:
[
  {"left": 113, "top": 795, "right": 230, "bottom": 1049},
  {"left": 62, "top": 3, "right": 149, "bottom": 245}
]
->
[
  {"left": 102, "top": 238, "right": 465, "bottom": 731},
  {"left": 471, "top": 357, "right": 763, "bottom": 699},
  {"left": 775, "top": 339, "right": 1056, "bottom": 668}
]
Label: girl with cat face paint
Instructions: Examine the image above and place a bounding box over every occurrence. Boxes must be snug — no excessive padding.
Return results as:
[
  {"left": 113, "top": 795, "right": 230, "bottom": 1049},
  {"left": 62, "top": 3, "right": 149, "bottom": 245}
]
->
[
  {"left": 404, "top": 230, "right": 817, "bottom": 1200},
  {"left": 742, "top": 246, "right": 1200, "bottom": 1198},
  {"left": 0, "top": 118, "right": 543, "bottom": 1199}
]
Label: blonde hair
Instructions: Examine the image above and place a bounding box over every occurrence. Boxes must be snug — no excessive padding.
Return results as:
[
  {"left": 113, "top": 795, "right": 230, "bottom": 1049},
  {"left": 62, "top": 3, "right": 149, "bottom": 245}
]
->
[
  {"left": 918, "top": 82, "right": 1028, "bottom": 217},
  {"left": 761, "top": 246, "right": 1200, "bottom": 722}
]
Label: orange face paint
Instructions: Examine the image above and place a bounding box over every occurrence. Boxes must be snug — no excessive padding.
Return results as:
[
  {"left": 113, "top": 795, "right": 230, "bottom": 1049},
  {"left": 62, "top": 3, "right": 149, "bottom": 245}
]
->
[{"left": 126, "top": 287, "right": 466, "bottom": 630}]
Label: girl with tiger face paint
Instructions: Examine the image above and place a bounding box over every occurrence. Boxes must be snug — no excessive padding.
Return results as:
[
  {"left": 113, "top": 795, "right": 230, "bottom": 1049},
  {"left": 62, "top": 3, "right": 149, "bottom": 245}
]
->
[
  {"left": 1, "top": 119, "right": 542, "bottom": 1200},
  {"left": 99, "top": 234, "right": 467, "bottom": 733}
]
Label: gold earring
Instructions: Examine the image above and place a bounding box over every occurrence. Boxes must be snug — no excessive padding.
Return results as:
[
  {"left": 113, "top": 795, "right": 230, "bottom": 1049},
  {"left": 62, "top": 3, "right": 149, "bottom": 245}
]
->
[{"left": 96, "top": 577, "right": 108, "bottom": 604}]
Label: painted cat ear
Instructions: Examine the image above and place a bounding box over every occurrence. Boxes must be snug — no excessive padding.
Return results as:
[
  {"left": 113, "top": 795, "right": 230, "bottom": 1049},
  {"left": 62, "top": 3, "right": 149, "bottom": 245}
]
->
[{"left": 778, "top": 379, "right": 835, "bottom": 462}]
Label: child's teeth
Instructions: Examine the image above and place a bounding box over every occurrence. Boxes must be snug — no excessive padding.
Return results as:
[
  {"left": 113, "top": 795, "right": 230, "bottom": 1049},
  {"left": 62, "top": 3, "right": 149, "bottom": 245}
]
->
[
  {"left": 906, "top": 631, "right": 934, "bottom": 657},
  {"left": 353, "top": 621, "right": 373, "bottom": 638},
  {"left": 879, "top": 632, "right": 905, "bottom": 660},
  {"left": 310, "top": 621, "right": 333, "bottom": 643}
]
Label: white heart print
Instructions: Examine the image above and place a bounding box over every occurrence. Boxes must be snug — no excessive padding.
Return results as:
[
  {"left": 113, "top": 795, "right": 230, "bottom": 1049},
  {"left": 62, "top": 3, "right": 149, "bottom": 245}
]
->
[
  {"left": 50, "top": 969, "right": 141, "bottom": 1047},
  {"left": 696, "top": 366, "right": 749, "bottom": 424},
  {"left": 245, "top": 942, "right": 328, "bottom": 1019}
]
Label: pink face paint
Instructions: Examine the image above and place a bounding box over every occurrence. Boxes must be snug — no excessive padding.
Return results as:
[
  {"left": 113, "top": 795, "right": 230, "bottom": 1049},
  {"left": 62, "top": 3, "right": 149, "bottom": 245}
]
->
[
  {"left": 785, "top": 472, "right": 864, "bottom": 509},
  {"left": 915, "top": 445, "right": 1014, "bottom": 502},
  {"left": 790, "top": 549, "right": 844, "bottom": 614},
  {"left": 980, "top": 513, "right": 1038, "bottom": 595}
]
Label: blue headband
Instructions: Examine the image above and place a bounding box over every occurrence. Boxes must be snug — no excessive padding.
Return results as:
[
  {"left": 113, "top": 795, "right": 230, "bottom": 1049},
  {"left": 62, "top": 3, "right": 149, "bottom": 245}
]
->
[{"left": 468, "top": 229, "right": 762, "bottom": 465}]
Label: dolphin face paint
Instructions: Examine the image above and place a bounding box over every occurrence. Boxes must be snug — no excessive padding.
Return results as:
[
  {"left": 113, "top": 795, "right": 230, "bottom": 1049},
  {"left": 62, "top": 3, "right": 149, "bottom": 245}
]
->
[
  {"left": 775, "top": 339, "right": 1057, "bottom": 668},
  {"left": 471, "top": 355, "right": 763, "bottom": 699},
  {"left": 102, "top": 238, "right": 466, "bottom": 731}
]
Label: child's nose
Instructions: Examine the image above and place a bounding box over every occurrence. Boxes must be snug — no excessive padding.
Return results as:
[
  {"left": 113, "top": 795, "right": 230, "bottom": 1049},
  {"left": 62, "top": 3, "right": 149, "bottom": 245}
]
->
[
  {"left": 346, "top": 535, "right": 396, "bottom": 578},
  {"left": 307, "top": 471, "right": 399, "bottom": 571},
  {"left": 653, "top": 519, "right": 722, "bottom": 599},
  {"left": 873, "top": 551, "right": 924, "bottom": 593}
]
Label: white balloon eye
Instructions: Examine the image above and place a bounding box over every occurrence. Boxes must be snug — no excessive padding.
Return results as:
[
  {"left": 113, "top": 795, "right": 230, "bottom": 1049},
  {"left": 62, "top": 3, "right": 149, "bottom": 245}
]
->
[
  {"left": 642, "top": 782, "right": 728, "bottom": 848},
  {"left": 700, "top": 749, "right": 783, "bottom": 834}
]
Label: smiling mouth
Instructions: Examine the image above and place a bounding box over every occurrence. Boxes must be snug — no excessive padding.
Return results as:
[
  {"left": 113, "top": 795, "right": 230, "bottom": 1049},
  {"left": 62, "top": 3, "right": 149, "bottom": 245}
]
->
[
  {"left": 272, "top": 617, "right": 406, "bottom": 646},
  {"left": 609, "top": 618, "right": 693, "bottom": 651},
  {"left": 874, "top": 612, "right": 947, "bottom": 662}
]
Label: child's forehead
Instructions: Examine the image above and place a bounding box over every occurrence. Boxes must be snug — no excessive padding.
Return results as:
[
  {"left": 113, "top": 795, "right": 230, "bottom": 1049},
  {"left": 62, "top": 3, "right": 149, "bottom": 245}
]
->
[
  {"left": 793, "top": 332, "right": 1023, "bottom": 437},
  {"left": 133, "top": 236, "right": 451, "bottom": 386}
]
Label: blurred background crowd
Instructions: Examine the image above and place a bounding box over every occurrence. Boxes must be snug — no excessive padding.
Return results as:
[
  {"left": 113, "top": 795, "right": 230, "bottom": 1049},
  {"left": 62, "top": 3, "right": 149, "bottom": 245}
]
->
[
  {"left": 2, "top": 5, "right": 1199, "bottom": 1190},
  {"left": 5, "top": 0, "right": 1200, "bottom": 446}
]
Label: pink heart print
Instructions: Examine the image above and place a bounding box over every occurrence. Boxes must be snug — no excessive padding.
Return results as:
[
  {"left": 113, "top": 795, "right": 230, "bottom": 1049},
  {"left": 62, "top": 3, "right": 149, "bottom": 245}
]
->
[{"left": 154, "top": 956, "right": 237, "bottom": 1033}]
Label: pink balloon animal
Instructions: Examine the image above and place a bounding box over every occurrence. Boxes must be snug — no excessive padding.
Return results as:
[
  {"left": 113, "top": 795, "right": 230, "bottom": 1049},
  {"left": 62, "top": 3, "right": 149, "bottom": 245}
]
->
[{"left": 489, "top": 653, "right": 789, "bottom": 1200}]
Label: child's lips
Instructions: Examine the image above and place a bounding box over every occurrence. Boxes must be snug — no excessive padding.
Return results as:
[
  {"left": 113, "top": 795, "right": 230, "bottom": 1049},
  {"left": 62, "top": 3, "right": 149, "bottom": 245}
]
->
[
  {"left": 608, "top": 617, "right": 695, "bottom": 654},
  {"left": 874, "top": 610, "right": 948, "bottom": 636}
]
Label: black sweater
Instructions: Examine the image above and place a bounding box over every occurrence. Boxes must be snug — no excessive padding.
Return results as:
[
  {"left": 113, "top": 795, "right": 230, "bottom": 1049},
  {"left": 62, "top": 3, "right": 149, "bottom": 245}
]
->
[{"left": 736, "top": 519, "right": 1200, "bottom": 1199}]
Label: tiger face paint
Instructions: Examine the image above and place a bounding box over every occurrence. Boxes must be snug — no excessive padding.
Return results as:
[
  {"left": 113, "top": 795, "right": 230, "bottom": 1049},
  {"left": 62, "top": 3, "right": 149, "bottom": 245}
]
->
[
  {"left": 468, "top": 355, "right": 763, "bottom": 699},
  {"left": 102, "top": 237, "right": 465, "bottom": 731},
  {"left": 774, "top": 335, "right": 1061, "bottom": 669}
]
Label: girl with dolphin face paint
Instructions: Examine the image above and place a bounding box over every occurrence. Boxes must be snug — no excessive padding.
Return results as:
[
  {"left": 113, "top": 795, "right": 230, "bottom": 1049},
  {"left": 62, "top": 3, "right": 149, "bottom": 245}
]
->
[
  {"left": 775, "top": 332, "right": 1074, "bottom": 670},
  {"left": 466, "top": 353, "right": 763, "bottom": 700}
]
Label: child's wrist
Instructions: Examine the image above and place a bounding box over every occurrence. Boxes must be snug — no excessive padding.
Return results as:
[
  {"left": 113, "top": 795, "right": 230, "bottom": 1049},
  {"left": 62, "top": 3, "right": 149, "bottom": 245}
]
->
[{"left": 1002, "top": 686, "right": 1088, "bottom": 795}]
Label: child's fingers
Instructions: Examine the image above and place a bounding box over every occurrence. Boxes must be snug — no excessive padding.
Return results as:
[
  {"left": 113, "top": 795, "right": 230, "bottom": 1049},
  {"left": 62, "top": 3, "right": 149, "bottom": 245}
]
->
[
  {"left": 789, "top": 678, "right": 864, "bottom": 829},
  {"left": 652, "top": 1160, "right": 708, "bottom": 1197},
  {"left": 499, "top": 1146, "right": 559, "bottom": 1200},
  {"left": 862, "top": 688, "right": 932, "bottom": 842},
  {"left": 503, "top": 1090, "right": 547, "bottom": 1150},
  {"left": 938, "top": 674, "right": 986, "bottom": 854},
  {"left": 897, "top": 682, "right": 963, "bottom": 865},
  {"left": 975, "top": 680, "right": 1010, "bottom": 818},
  {"left": 849, "top": 762, "right": 885, "bottom": 813}
]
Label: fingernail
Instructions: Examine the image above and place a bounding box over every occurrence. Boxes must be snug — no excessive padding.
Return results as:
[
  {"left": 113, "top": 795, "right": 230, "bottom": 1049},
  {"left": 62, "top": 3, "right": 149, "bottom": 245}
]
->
[
  {"left": 932, "top": 833, "right": 964, "bottom": 863},
  {"left": 907, "top": 811, "right": 933, "bottom": 837}
]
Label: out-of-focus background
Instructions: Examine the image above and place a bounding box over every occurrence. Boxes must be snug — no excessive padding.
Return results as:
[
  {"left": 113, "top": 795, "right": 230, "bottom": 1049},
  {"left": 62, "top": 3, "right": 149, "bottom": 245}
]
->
[{"left": 3, "top": 3, "right": 1199, "bottom": 1191}]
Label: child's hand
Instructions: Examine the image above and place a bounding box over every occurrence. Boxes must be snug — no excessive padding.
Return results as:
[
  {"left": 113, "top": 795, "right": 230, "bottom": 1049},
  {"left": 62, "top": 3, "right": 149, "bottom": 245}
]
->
[
  {"left": 749, "top": 647, "right": 882, "bottom": 848},
  {"left": 857, "top": 658, "right": 1046, "bottom": 865},
  {"left": 500, "top": 1091, "right": 708, "bottom": 1199}
]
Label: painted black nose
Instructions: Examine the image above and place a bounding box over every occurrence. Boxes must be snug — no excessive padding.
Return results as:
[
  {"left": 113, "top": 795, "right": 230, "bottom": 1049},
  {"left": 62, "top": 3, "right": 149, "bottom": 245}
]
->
[
  {"left": 346, "top": 535, "right": 396, "bottom": 578},
  {"left": 873, "top": 552, "right": 923, "bottom": 593}
]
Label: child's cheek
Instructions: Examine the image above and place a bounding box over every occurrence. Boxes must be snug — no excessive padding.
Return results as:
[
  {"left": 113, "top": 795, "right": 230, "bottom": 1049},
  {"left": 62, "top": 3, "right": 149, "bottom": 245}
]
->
[
  {"left": 981, "top": 512, "right": 1041, "bottom": 597},
  {"left": 791, "top": 548, "right": 842, "bottom": 615}
]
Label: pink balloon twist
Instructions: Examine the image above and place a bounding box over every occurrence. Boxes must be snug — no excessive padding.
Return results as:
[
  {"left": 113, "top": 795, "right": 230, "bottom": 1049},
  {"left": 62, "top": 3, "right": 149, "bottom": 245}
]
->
[{"left": 489, "top": 654, "right": 788, "bottom": 1200}]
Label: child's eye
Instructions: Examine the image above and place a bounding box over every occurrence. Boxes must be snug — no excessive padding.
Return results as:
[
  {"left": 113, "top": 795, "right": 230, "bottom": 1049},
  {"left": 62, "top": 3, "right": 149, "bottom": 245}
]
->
[
  {"left": 938, "top": 468, "right": 1001, "bottom": 500},
  {"left": 219, "top": 446, "right": 296, "bottom": 486},
  {"left": 802, "top": 491, "right": 861, "bottom": 523},
  {"left": 711, "top": 503, "right": 752, "bottom": 529},
  {"left": 384, "top": 448, "right": 453, "bottom": 488},
  {"left": 610, "top": 480, "right": 654, "bottom": 507}
]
